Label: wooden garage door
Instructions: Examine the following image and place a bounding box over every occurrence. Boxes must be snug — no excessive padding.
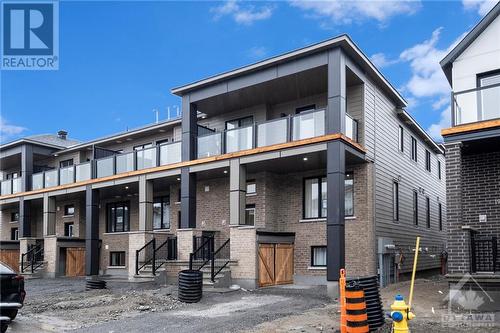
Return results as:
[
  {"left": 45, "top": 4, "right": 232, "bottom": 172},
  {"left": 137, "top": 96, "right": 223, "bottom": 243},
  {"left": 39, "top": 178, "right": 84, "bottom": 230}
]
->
[
  {"left": 66, "top": 248, "right": 85, "bottom": 277},
  {"left": 0, "top": 249, "right": 19, "bottom": 273},
  {"left": 258, "top": 243, "right": 293, "bottom": 287}
]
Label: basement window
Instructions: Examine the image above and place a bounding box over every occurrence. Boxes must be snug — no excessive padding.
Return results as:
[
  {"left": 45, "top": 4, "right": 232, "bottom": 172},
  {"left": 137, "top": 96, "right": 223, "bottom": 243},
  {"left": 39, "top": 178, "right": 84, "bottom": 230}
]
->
[
  {"left": 110, "top": 252, "right": 126, "bottom": 267},
  {"left": 311, "top": 246, "right": 327, "bottom": 267}
]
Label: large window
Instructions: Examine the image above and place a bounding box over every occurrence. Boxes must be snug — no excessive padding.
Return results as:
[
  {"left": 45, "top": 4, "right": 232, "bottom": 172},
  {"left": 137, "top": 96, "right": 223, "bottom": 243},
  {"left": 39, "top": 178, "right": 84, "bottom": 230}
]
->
[
  {"left": 153, "top": 196, "right": 170, "bottom": 229},
  {"left": 413, "top": 191, "right": 418, "bottom": 226},
  {"left": 398, "top": 126, "right": 404, "bottom": 152},
  {"left": 106, "top": 202, "right": 130, "bottom": 233},
  {"left": 245, "top": 204, "right": 255, "bottom": 226},
  {"left": 425, "top": 150, "right": 431, "bottom": 172},
  {"left": 426, "top": 197, "right": 431, "bottom": 228},
  {"left": 478, "top": 70, "right": 500, "bottom": 121},
  {"left": 411, "top": 137, "right": 418, "bottom": 162},
  {"left": 393, "top": 182, "right": 399, "bottom": 222},
  {"left": 109, "top": 252, "right": 126, "bottom": 267},
  {"left": 311, "top": 246, "right": 327, "bottom": 267},
  {"left": 303, "top": 173, "right": 353, "bottom": 219},
  {"left": 225, "top": 116, "right": 254, "bottom": 130}
]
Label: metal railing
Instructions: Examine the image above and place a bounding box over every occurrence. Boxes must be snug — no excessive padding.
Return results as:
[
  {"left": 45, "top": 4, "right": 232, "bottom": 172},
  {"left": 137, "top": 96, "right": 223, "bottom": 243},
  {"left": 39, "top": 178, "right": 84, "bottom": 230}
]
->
[
  {"left": 197, "top": 109, "right": 358, "bottom": 158},
  {"left": 189, "top": 236, "right": 214, "bottom": 271},
  {"left": 135, "top": 238, "right": 155, "bottom": 276},
  {"left": 211, "top": 238, "right": 230, "bottom": 282},
  {"left": 135, "top": 236, "right": 177, "bottom": 275},
  {"left": 452, "top": 83, "right": 500, "bottom": 126},
  {"left": 21, "top": 244, "right": 44, "bottom": 273},
  {"left": 30, "top": 141, "right": 182, "bottom": 191},
  {"left": 470, "top": 234, "right": 497, "bottom": 273}
]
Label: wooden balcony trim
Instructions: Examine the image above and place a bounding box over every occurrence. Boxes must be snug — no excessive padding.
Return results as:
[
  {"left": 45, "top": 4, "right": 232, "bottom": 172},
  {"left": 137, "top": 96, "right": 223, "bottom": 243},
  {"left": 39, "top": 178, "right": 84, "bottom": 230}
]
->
[{"left": 441, "top": 119, "right": 500, "bottom": 136}]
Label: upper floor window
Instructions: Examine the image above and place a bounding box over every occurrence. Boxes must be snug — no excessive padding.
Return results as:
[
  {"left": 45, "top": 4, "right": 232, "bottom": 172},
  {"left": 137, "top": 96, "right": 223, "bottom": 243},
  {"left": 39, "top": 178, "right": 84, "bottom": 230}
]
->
[
  {"left": 393, "top": 181, "right": 399, "bottom": 222},
  {"left": 11, "top": 212, "right": 19, "bottom": 222},
  {"left": 411, "top": 137, "right": 418, "bottom": 162},
  {"left": 438, "top": 161, "right": 442, "bottom": 180},
  {"left": 134, "top": 143, "right": 153, "bottom": 151},
  {"left": 153, "top": 196, "right": 170, "bottom": 229},
  {"left": 6, "top": 172, "right": 19, "bottom": 180},
  {"left": 398, "top": 126, "right": 404, "bottom": 152},
  {"left": 296, "top": 104, "right": 316, "bottom": 114},
  {"left": 59, "top": 159, "right": 73, "bottom": 168},
  {"left": 413, "top": 190, "right": 418, "bottom": 226},
  {"left": 64, "top": 204, "right": 75, "bottom": 216},
  {"left": 477, "top": 70, "right": 500, "bottom": 122},
  {"left": 425, "top": 150, "right": 431, "bottom": 172},
  {"left": 303, "top": 173, "right": 354, "bottom": 219},
  {"left": 438, "top": 203, "right": 443, "bottom": 231},
  {"left": 426, "top": 196, "right": 431, "bottom": 228},
  {"left": 106, "top": 202, "right": 130, "bottom": 233},
  {"left": 225, "top": 116, "right": 254, "bottom": 130}
]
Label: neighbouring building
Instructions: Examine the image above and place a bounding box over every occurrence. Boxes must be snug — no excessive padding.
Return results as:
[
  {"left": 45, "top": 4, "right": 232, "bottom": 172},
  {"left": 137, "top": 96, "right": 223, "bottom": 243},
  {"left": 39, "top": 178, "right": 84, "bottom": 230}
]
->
[
  {"left": 0, "top": 35, "right": 446, "bottom": 293},
  {"left": 440, "top": 2, "right": 500, "bottom": 310}
]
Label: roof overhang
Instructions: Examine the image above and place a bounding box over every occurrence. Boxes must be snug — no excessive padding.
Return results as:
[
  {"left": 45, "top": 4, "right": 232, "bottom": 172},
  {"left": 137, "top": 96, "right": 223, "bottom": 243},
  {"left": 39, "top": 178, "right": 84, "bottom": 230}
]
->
[
  {"left": 397, "top": 109, "right": 444, "bottom": 154},
  {"left": 0, "top": 138, "right": 67, "bottom": 152},
  {"left": 171, "top": 34, "right": 407, "bottom": 109},
  {"left": 440, "top": 1, "right": 500, "bottom": 85}
]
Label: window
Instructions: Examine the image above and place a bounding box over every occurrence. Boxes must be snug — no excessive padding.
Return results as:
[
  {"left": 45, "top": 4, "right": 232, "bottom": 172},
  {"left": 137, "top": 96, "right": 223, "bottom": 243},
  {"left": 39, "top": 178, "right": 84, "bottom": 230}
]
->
[
  {"left": 393, "top": 182, "right": 399, "bottom": 222},
  {"left": 177, "top": 188, "right": 181, "bottom": 203},
  {"left": 438, "top": 161, "right": 442, "bottom": 179},
  {"left": 413, "top": 191, "right": 418, "bottom": 226},
  {"left": 106, "top": 202, "right": 130, "bottom": 233},
  {"left": 156, "top": 138, "right": 169, "bottom": 145},
  {"left": 245, "top": 204, "right": 255, "bottom": 226},
  {"left": 59, "top": 159, "right": 73, "bottom": 168},
  {"left": 11, "top": 212, "right": 19, "bottom": 222},
  {"left": 109, "top": 252, "right": 126, "bottom": 267},
  {"left": 225, "top": 116, "right": 254, "bottom": 130},
  {"left": 478, "top": 70, "right": 500, "bottom": 121},
  {"left": 177, "top": 210, "right": 182, "bottom": 229},
  {"left": 425, "top": 150, "right": 431, "bottom": 172},
  {"left": 296, "top": 104, "right": 316, "bottom": 114},
  {"left": 246, "top": 180, "right": 256, "bottom": 195},
  {"left": 438, "top": 203, "right": 443, "bottom": 231},
  {"left": 303, "top": 173, "right": 353, "bottom": 219},
  {"left": 64, "top": 204, "right": 75, "bottom": 216},
  {"left": 426, "top": 197, "right": 431, "bottom": 228},
  {"left": 311, "top": 246, "right": 327, "bottom": 267},
  {"left": 134, "top": 143, "right": 153, "bottom": 151},
  {"left": 398, "top": 126, "right": 404, "bottom": 152},
  {"left": 6, "top": 172, "right": 19, "bottom": 180},
  {"left": 411, "top": 137, "right": 418, "bottom": 161},
  {"left": 153, "top": 196, "right": 170, "bottom": 229},
  {"left": 11, "top": 228, "right": 18, "bottom": 240},
  {"left": 64, "top": 223, "right": 74, "bottom": 237}
]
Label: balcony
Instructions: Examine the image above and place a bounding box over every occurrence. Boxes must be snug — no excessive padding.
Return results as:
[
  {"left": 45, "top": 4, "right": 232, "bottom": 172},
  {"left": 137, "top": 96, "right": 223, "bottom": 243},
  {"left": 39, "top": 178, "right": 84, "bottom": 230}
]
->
[
  {"left": 453, "top": 83, "right": 500, "bottom": 126},
  {"left": 0, "top": 177, "right": 22, "bottom": 195},
  {"left": 29, "top": 141, "right": 181, "bottom": 191},
  {"left": 197, "top": 109, "right": 358, "bottom": 158}
]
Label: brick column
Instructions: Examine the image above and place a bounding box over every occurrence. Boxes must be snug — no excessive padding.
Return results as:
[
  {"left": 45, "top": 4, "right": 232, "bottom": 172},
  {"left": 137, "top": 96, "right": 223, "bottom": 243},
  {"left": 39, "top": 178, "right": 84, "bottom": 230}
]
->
[
  {"left": 43, "top": 236, "right": 58, "bottom": 277},
  {"left": 229, "top": 159, "right": 246, "bottom": 226},
  {"left": 177, "top": 229, "right": 197, "bottom": 261},
  {"left": 230, "top": 227, "right": 257, "bottom": 289},
  {"left": 445, "top": 142, "right": 467, "bottom": 274}
]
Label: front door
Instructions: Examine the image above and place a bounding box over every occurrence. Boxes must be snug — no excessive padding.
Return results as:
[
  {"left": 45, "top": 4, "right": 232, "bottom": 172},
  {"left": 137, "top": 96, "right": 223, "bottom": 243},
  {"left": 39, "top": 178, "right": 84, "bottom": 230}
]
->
[
  {"left": 258, "top": 243, "right": 294, "bottom": 287},
  {"left": 66, "top": 248, "right": 85, "bottom": 276}
]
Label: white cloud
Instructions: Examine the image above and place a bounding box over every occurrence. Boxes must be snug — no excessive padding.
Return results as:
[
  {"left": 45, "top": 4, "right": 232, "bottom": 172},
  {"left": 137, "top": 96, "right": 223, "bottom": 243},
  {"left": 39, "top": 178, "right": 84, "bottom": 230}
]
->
[
  {"left": 432, "top": 96, "right": 449, "bottom": 110},
  {"left": 0, "top": 116, "right": 26, "bottom": 143},
  {"left": 427, "top": 106, "right": 451, "bottom": 141},
  {"left": 211, "top": 0, "right": 274, "bottom": 25},
  {"left": 289, "top": 0, "right": 421, "bottom": 25},
  {"left": 369, "top": 52, "right": 399, "bottom": 68},
  {"left": 462, "top": 0, "right": 497, "bottom": 16},
  {"left": 248, "top": 46, "right": 268, "bottom": 59}
]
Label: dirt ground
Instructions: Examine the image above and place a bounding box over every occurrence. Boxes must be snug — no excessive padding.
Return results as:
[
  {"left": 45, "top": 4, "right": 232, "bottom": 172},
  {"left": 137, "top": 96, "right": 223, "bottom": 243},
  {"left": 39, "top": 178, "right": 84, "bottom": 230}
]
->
[{"left": 6, "top": 276, "right": 500, "bottom": 333}]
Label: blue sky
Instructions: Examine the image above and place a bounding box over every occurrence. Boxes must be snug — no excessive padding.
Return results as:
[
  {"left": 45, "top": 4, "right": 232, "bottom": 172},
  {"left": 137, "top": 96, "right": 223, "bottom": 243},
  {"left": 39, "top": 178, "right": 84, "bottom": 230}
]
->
[{"left": 0, "top": 0, "right": 497, "bottom": 143}]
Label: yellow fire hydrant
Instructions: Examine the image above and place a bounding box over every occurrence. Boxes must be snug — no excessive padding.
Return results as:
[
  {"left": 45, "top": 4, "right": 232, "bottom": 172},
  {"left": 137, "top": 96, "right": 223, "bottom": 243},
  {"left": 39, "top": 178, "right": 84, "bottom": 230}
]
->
[{"left": 390, "top": 294, "right": 415, "bottom": 333}]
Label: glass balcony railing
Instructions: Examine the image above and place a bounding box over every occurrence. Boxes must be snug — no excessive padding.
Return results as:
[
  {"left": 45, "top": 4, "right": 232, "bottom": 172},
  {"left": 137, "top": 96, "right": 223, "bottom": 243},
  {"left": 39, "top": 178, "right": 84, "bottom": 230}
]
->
[
  {"left": 453, "top": 84, "right": 500, "bottom": 125},
  {"left": 136, "top": 147, "right": 157, "bottom": 170},
  {"left": 292, "top": 109, "right": 325, "bottom": 141},
  {"left": 12, "top": 177, "right": 21, "bottom": 193},
  {"left": 44, "top": 170, "right": 58, "bottom": 188},
  {"left": 76, "top": 162, "right": 92, "bottom": 182},
  {"left": 160, "top": 141, "right": 181, "bottom": 165},
  {"left": 116, "top": 152, "right": 134, "bottom": 174},
  {"left": 0, "top": 177, "right": 24, "bottom": 195},
  {"left": 96, "top": 156, "right": 114, "bottom": 178},
  {"left": 226, "top": 126, "right": 254, "bottom": 153},
  {"left": 32, "top": 173, "right": 44, "bottom": 190},
  {"left": 59, "top": 166, "right": 75, "bottom": 185},
  {"left": 257, "top": 118, "right": 289, "bottom": 147},
  {"left": 1, "top": 179, "right": 12, "bottom": 195},
  {"left": 345, "top": 114, "right": 358, "bottom": 142},
  {"left": 197, "top": 132, "right": 222, "bottom": 158}
]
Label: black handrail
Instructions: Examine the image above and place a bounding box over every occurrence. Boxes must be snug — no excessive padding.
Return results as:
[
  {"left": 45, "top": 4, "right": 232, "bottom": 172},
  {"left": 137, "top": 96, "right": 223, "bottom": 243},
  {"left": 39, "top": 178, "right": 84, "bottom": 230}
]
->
[
  {"left": 211, "top": 238, "right": 230, "bottom": 282},
  {"left": 154, "top": 237, "right": 177, "bottom": 272},
  {"left": 189, "top": 236, "right": 213, "bottom": 271},
  {"left": 21, "top": 244, "right": 44, "bottom": 273},
  {"left": 135, "top": 238, "right": 156, "bottom": 276}
]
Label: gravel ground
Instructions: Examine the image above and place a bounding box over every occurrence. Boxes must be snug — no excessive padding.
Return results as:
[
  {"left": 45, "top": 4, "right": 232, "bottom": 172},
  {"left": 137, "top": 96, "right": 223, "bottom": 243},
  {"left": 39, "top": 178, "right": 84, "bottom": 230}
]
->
[{"left": 6, "top": 276, "right": 500, "bottom": 333}]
